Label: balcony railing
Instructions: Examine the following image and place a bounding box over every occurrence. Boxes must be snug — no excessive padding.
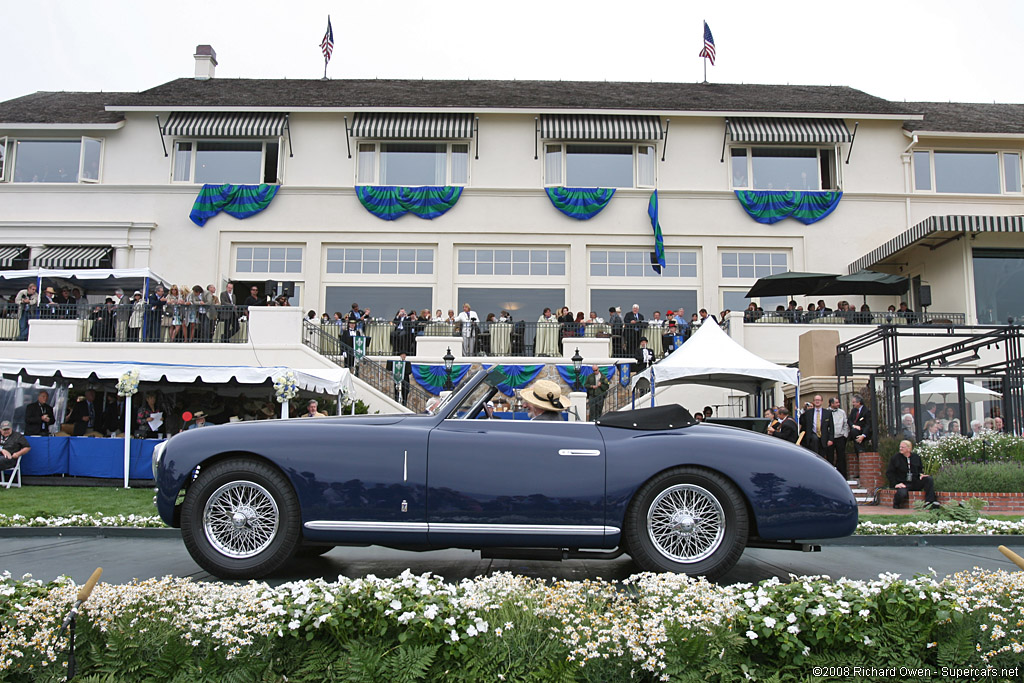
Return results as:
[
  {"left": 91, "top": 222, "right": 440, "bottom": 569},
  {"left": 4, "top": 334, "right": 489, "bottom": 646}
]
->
[
  {"left": 747, "top": 310, "right": 966, "bottom": 326},
  {"left": 308, "top": 319, "right": 690, "bottom": 359},
  {"left": 1, "top": 302, "right": 249, "bottom": 343}
]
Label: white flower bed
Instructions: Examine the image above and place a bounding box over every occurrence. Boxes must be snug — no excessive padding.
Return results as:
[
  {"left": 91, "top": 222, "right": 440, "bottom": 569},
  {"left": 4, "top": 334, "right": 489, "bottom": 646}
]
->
[{"left": 0, "top": 513, "right": 165, "bottom": 528}]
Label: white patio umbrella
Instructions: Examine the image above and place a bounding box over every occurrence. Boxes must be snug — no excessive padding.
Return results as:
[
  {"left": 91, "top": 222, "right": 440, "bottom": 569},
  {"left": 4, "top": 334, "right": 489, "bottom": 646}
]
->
[{"left": 900, "top": 377, "right": 1002, "bottom": 404}]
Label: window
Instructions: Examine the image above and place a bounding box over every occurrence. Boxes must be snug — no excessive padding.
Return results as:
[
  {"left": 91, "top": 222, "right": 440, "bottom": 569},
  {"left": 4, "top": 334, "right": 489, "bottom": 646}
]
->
[
  {"left": 590, "top": 289, "right": 697, "bottom": 320},
  {"left": 730, "top": 147, "right": 838, "bottom": 190},
  {"left": 973, "top": 249, "right": 1024, "bottom": 324},
  {"left": 544, "top": 143, "right": 656, "bottom": 188},
  {"left": 236, "top": 247, "right": 303, "bottom": 274},
  {"left": 913, "top": 150, "right": 1022, "bottom": 194},
  {"left": 8, "top": 137, "right": 103, "bottom": 183},
  {"left": 458, "top": 249, "right": 565, "bottom": 276},
  {"left": 325, "top": 286, "right": 433, "bottom": 319},
  {"left": 590, "top": 250, "right": 698, "bottom": 278},
  {"left": 172, "top": 140, "right": 280, "bottom": 184},
  {"left": 457, "top": 287, "right": 565, "bottom": 321},
  {"left": 327, "top": 247, "right": 434, "bottom": 275},
  {"left": 356, "top": 142, "right": 469, "bottom": 186},
  {"left": 722, "top": 290, "right": 788, "bottom": 313},
  {"left": 721, "top": 252, "right": 788, "bottom": 279}
]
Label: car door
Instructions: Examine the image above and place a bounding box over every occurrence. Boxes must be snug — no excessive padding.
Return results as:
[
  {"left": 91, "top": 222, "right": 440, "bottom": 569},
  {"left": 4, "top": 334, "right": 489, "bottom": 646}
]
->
[{"left": 426, "top": 418, "right": 611, "bottom": 548}]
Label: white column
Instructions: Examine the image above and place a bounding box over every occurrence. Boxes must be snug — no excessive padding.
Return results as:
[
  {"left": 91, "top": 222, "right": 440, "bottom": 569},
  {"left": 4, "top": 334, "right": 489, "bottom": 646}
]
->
[
  {"left": 113, "top": 244, "right": 130, "bottom": 269},
  {"left": 132, "top": 245, "right": 152, "bottom": 269},
  {"left": 568, "top": 391, "right": 587, "bottom": 422}
]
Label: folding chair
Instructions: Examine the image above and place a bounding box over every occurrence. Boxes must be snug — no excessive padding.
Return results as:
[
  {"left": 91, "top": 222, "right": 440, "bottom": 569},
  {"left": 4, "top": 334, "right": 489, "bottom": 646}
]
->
[{"left": 1, "top": 458, "right": 22, "bottom": 489}]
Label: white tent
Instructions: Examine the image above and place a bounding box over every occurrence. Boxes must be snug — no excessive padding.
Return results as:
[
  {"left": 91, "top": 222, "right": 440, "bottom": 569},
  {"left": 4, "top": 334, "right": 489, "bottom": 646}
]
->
[
  {"left": 0, "top": 358, "right": 352, "bottom": 395},
  {"left": 0, "top": 267, "right": 171, "bottom": 293},
  {"left": 634, "top": 321, "right": 799, "bottom": 395}
]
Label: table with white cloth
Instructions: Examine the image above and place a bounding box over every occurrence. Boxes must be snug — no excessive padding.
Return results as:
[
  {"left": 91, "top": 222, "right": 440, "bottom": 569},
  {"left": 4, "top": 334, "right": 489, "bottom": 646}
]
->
[
  {"left": 644, "top": 324, "right": 664, "bottom": 357},
  {"left": 424, "top": 321, "right": 454, "bottom": 337},
  {"left": 489, "top": 322, "right": 512, "bottom": 355},
  {"left": 365, "top": 321, "right": 393, "bottom": 354},
  {"left": 535, "top": 321, "right": 560, "bottom": 356},
  {"left": 584, "top": 323, "right": 611, "bottom": 338}
]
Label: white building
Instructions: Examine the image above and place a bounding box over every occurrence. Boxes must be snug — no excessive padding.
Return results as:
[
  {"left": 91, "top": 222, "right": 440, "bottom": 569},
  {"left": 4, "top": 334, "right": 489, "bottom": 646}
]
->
[{"left": 1, "top": 45, "right": 1022, "bottom": 415}]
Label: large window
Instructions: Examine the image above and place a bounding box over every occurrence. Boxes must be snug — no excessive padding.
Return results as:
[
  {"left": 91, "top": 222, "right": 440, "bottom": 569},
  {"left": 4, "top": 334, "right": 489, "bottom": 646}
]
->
[
  {"left": 590, "top": 250, "right": 697, "bottom": 278},
  {"left": 722, "top": 290, "right": 788, "bottom": 313},
  {"left": 914, "top": 150, "right": 1022, "bottom": 194},
  {"left": 458, "top": 249, "right": 565, "bottom": 276},
  {"left": 325, "top": 286, "right": 433, "bottom": 319},
  {"left": 327, "top": 247, "right": 434, "bottom": 275},
  {"left": 456, "top": 287, "right": 566, "bottom": 321},
  {"left": 721, "top": 251, "right": 788, "bottom": 279},
  {"left": 545, "top": 143, "right": 656, "bottom": 188},
  {"left": 590, "top": 289, "right": 698, "bottom": 319},
  {"left": 731, "top": 147, "right": 837, "bottom": 191},
  {"left": 236, "top": 246, "right": 303, "bottom": 274},
  {"left": 172, "top": 140, "right": 280, "bottom": 184},
  {"left": 357, "top": 142, "right": 469, "bottom": 186},
  {"left": 973, "top": 249, "right": 1024, "bottom": 324},
  {"left": 7, "top": 137, "right": 103, "bottom": 183}
]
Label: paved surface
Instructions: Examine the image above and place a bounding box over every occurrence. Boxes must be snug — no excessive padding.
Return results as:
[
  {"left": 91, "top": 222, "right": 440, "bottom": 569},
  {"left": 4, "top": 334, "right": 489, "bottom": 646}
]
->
[{"left": 3, "top": 536, "right": 1022, "bottom": 587}]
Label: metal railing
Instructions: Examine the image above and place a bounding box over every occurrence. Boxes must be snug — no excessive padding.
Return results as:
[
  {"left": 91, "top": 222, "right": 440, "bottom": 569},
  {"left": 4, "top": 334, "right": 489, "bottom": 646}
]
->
[
  {"left": 748, "top": 310, "right": 967, "bottom": 326},
  {"left": 303, "top": 321, "right": 435, "bottom": 413},
  {"left": 1, "top": 302, "right": 249, "bottom": 343}
]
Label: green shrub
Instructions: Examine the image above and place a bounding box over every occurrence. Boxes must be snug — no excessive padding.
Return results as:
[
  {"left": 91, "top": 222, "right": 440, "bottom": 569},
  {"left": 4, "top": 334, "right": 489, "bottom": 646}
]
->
[
  {"left": 917, "top": 432, "right": 1024, "bottom": 473},
  {"left": 933, "top": 461, "right": 1024, "bottom": 493}
]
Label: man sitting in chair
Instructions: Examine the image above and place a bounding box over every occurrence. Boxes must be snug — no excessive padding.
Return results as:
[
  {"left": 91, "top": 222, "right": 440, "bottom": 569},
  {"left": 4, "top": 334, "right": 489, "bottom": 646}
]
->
[{"left": 0, "top": 420, "right": 31, "bottom": 472}]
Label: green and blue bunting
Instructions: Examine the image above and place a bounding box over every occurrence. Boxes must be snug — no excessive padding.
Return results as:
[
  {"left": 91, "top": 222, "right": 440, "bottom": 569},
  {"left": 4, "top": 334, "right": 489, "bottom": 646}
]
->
[
  {"left": 355, "top": 186, "right": 463, "bottom": 221},
  {"left": 482, "top": 364, "right": 544, "bottom": 397},
  {"left": 411, "top": 364, "right": 471, "bottom": 394},
  {"left": 545, "top": 187, "right": 615, "bottom": 220},
  {"left": 648, "top": 190, "right": 666, "bottom": 272},
  {"left": 556, "top": 365, "right": 615, "bottom": 388},
  {"left": 189, "top": 184, "right": 279, "bottom": 226},
  {"left": 734, "top": 190, "right": 843, "bottom": 225}
]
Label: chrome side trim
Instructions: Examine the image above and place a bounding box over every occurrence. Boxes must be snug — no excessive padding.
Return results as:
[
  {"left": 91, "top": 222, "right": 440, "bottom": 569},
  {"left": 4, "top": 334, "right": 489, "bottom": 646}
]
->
[
  {"left": 304, "top": 521, "right": 620, "bottom": 536},
  {"left": 557, "top": 449, "right": 601, "bottom": 457},
  {"left": 429, "top": 523, "right": 618, "bottom": 536},
  {"left": 304, "top": 521, "right": 428, "bottom": 533}
]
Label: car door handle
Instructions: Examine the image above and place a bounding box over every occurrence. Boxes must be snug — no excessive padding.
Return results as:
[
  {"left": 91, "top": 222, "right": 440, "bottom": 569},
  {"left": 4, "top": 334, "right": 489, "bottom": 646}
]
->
[{"left": 557, "top": 449, "right": 601, "bottom": 457}]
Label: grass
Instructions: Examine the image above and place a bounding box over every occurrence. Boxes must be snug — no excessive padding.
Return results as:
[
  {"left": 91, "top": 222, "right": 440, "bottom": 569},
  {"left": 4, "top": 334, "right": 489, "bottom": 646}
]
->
[
  {"left": 0, "top": 486, "right": 158, "bottom": 518},
  {"left": 860, "top": 513, "right": 1023, "bottom": 525}
]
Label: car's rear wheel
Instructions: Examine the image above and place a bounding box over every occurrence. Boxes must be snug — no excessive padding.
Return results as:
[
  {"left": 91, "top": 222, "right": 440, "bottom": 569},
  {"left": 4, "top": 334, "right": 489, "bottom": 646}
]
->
[
  {"left": 181, "top": 458, "right": 301, "bottom": 579},
  {"left": 625, "top": 467, "right": 747, "bottom": 580}
]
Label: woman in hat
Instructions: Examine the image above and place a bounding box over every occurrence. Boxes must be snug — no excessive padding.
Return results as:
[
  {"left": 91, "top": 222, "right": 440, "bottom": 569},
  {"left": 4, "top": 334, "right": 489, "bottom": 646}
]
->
[
  {"left": 128, "top": 291, "right": 145, "bottom": 341},
  {"left": 520, "top": 379, "right": 567, "bottom": 421}
]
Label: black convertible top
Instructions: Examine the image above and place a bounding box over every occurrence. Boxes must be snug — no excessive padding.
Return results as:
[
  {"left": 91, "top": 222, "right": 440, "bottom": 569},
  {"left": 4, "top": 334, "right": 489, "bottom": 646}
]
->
[{"left": 595, "top": 404, "right": 696, "bottom": 431}]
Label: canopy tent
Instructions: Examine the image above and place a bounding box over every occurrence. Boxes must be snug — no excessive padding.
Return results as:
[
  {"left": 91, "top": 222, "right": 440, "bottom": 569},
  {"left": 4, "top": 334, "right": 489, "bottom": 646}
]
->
[
  {"left": 0, "top": 268, "right": 171, "bottom": 299},
  {"left": 900, "top": 377, "right": 1002, "bottom": 405},
  {"left": 633, "top": 321, "right": 799, "bottom": 405},
  {"left": 0, "top": 359, "right": 352, "bottom": 395}
]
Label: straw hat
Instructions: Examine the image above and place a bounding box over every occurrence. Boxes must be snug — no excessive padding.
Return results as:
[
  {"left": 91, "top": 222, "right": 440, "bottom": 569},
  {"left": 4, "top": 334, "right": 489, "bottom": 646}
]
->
[{"left": 521, "top": 379, "right": 567, "bottom": 413}]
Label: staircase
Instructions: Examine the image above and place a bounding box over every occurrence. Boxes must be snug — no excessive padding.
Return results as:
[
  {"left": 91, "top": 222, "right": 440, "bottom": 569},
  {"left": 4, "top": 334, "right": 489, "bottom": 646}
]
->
[{"left": 847, "top": 478, "right": 874, "bottom": 504}]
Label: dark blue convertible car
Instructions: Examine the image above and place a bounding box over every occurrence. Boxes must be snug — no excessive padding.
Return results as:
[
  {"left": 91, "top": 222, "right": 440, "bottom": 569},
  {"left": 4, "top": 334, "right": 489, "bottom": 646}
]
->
[{"left": 154, "top": 367, "right": 857, "bottom": 579}]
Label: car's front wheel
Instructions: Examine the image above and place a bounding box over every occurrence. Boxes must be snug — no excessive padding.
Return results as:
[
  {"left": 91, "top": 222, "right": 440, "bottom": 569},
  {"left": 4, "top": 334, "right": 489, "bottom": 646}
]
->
[
  {"left": 180, "top": 458, "right": 301, "bottom": 579},
  {"left": 624, "top": 467, "right": 748, "bottom": 580}
]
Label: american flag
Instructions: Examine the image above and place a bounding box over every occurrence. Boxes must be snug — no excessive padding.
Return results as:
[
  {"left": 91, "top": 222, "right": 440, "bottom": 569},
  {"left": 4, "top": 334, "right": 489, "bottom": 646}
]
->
[
  {"left": 320, "top": 16, "right": 334, "bottom": 64},
  {"left": 698, "top": 21, "right": 716, "bottom": 65}
]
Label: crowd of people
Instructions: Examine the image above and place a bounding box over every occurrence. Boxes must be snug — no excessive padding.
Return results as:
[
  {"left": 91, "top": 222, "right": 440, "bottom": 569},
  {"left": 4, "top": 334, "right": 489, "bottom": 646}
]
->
[
  {"left": 897, "top": 403, "right": 1005, "bottom": 441},
  {"left": 763, "top": 393, "right": 873, "bottom": 480},
  {"left": 745, "top": 299, "right": 920, "bottom": 325}
]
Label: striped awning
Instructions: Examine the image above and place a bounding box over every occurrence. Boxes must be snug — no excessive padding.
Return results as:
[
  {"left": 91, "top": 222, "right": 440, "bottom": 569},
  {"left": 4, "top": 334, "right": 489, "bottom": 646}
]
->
[
  {"left": 32, "top": 246, "right": 113, "bottom": 269},
  {"left": 849, "top": 214, "right": 1024, "bottom": 273},
  {"left": 539, "top": 114, "right": 663, "bottom": 141},
  {"left": 0, "top": 246, "right": 27, "bottom": 269},
  {"left": 163, "top": 112, "right": 287, "bottom": 138},
  {"left": 350, "top": 113, "right": 474, "bottom": 139},
  {"left": 727, "top": 117, "right": 852, "bottom": 144}
]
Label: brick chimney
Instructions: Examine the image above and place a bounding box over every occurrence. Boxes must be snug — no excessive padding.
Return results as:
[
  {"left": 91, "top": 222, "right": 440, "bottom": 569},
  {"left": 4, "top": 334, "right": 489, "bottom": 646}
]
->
[{"left": 194, "top": 45, "right": 217, "bottom": 80}]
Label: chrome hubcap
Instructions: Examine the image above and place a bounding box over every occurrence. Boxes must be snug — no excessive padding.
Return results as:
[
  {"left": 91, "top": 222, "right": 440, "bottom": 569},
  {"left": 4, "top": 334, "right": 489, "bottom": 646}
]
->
[
  {"left": 203, "top": 481, "right": 279, "bottom": 559},
  {"left": 647, "top": 483, "right": 725, "bottom": 563}
]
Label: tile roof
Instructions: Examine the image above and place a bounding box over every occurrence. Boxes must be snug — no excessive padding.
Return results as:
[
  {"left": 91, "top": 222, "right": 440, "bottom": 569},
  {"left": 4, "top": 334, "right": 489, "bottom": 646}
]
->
[
  {"left": 105, "top": 78, "right": 916, "bottom": 116},
  {"left": 902, "top": 101, "right": 1024, "bottom": 135},
  {"left": 0, "top": 91, "right": 127, "bottom": 125}
]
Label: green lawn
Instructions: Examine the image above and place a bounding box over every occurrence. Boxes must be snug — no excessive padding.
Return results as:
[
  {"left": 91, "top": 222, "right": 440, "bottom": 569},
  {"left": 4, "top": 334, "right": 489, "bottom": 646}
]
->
[
  {"left": 0, "top": 486, "right": 158, "bottom": 518},
  {"left": 861, "top": 513, "right": 1023, "bottom": 525}
]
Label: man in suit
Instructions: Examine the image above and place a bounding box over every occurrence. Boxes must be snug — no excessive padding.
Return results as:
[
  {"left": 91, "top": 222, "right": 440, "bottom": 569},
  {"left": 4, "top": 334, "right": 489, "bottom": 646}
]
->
[
  {"left": 392, "top": 309, "right": 413, "bottom": 355},
  {"left": 146, "top": 285, "right": 166, "bottom": 342},
  {"left": 623, "top": 304, "right": 644, "bottom": 356},
  {"left": 244, "top": 285, "right": 264, "bottom": 309},
  {"left": 388, "top": 351, "right": 413, "bottom": 405},
  {"left": 68, "top": 389, "right": 100, "bottom": 436},
  {"left": 886, "top": 439, "right": 938, "bottom": 509},
  {"left": 339, "top": 318, "right": 360, "bottom": 368},
  {"left": 634, "top": 337, "right": 655, "bottom": 372},
  {"left": 24, "top": 390, "right": 55, "bottom": 436},
  {"left": 798, "top": 394, "right": 833, "bottom": 457},
  {"left": 849, "top": 393, "right": 872, "bottom": 455},
  {"left": 584, "top": 364, "right": 610, "bottom": 420},
  {"left": 219, "top": 282, "right": 240, "bottom": 342},
  {"left": 828, "top": 397, "right": 850, "bottom": 478},
  {"left": 769, "top": 407, "right": 799, "bottom": 443}
]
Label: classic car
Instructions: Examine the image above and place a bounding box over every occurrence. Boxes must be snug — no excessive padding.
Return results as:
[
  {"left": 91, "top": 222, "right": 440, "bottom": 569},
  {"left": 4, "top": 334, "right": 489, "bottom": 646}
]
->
[{"left": 154, "top": 367, "right": 858, "bottom": 580}]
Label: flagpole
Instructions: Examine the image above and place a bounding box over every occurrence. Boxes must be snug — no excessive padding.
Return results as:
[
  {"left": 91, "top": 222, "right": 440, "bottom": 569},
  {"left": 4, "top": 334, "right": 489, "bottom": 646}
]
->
[{"left": 703, "top": 57, "right": 707, "bottom": 84}]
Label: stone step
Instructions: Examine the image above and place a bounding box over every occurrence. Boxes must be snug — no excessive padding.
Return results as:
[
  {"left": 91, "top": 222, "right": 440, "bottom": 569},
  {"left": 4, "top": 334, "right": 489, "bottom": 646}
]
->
[
  {"left": 850, "top": 488, "right": 868, "bottom": 495},
  {"left": 855, "top": 497, "right": 874, "bottom": 504}
]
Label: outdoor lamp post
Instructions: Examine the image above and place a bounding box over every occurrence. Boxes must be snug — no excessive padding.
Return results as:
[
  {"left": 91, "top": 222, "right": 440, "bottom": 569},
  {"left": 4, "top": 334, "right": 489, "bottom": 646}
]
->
[
  {"left": 571, "top": 348, "right": 583, "bottom": 392},
  {"left": 443, "top": 347, "right": 455, "bottom": 390}
]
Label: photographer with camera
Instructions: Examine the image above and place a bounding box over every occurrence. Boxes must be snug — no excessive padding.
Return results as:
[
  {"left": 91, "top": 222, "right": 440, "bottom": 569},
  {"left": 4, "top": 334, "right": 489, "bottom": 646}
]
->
[
  {"left": 454, "top": 302, "right": 479, "bottom": 356},
  {"left": 15, "top": 283, "right": 38, "bottom": 341}
]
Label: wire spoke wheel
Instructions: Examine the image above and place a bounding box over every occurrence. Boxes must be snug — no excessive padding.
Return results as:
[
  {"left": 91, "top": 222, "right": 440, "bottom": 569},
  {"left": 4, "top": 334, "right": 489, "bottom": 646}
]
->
[
  {"left": 646, "top": 483, "right": 726, "bottom": 563},
  {"left": 203, "top": 481, "right": 280, "bottom": 559}
]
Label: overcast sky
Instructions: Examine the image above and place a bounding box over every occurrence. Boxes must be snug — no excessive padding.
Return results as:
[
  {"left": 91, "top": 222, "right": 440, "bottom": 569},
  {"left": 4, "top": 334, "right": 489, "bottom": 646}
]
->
[{"left": 3, "top": 0, "right": 1023, "bottom": 104}]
